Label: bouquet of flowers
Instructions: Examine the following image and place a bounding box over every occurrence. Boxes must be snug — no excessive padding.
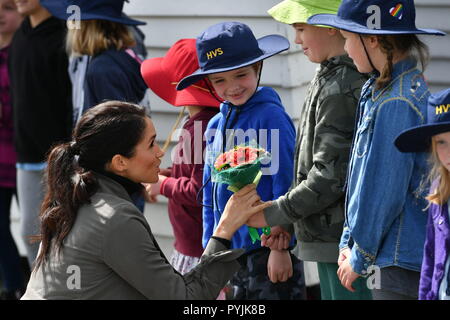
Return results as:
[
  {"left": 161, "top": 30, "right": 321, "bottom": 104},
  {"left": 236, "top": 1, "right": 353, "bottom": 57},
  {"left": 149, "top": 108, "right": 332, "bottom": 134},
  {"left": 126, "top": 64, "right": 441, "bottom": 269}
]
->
[{"left": 211, "top": 142, "right": 271, "bottom": 243}]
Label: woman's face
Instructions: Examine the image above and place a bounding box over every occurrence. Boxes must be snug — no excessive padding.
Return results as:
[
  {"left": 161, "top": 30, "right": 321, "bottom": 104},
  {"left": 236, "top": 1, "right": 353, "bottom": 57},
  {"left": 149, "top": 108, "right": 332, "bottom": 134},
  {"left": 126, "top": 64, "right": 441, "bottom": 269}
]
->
[
  {"left": 340, "top": 30, "right": 374, "bottom": 73},
  {"left": 121, "top": 117, "right": 164, "bottom": 184},
  {"left": 208, "top": 65, "right": 259, "bottom": 106},
  {"left": 434, "top": 132, "right": 450, "bottom": 173}
]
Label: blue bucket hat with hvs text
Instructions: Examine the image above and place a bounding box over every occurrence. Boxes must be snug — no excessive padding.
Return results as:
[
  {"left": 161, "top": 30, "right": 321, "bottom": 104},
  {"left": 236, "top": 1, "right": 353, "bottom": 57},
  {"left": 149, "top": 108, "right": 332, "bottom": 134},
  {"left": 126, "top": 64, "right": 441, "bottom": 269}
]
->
[{"left": 176, "top": 21, "right": 290, "bottom": 90}]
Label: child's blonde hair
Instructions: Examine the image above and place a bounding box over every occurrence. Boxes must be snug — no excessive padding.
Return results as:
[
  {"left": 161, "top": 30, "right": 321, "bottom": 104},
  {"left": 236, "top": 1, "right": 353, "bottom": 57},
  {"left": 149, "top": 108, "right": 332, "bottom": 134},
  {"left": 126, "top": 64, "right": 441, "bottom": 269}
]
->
[
  {"left": 372, "top": 34, "right": 429, "bottom": 90},
  {"left": 67, "top": 20, "right": 135, "bottom": 56},
  {"left": 426, "top": 137, "right": 450, "bottom": 205}
]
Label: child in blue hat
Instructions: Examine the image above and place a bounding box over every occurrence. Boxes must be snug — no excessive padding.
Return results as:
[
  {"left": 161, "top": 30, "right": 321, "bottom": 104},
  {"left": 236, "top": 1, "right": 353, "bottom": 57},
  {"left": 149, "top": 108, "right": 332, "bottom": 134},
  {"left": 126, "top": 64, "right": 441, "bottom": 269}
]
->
[
  {"left": 178, "top": 22, "right": 306, "bottom": 300},
  {"left": 395, "top": 89, "right": 450, "bottom": 300},
  {"left": 308, "top": 0, "right": 445, "bottom": 300}
]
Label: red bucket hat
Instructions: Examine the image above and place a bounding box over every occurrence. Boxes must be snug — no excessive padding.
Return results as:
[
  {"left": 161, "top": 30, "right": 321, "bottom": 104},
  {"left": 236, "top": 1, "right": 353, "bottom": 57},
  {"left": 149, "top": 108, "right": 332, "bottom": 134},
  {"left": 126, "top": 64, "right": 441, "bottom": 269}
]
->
[{"left": 141, "top": 39, "right": 222, "bottom": 108}]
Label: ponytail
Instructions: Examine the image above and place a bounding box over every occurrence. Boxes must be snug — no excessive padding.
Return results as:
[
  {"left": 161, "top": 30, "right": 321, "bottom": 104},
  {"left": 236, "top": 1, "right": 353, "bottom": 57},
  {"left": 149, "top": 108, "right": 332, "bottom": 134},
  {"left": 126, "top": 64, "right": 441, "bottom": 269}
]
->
[
  {"left": 34, "top": 142, "right": 98, "bottom": 270},
  {"left": 375, "top": 34, "right": 429, "bottom": 90}
]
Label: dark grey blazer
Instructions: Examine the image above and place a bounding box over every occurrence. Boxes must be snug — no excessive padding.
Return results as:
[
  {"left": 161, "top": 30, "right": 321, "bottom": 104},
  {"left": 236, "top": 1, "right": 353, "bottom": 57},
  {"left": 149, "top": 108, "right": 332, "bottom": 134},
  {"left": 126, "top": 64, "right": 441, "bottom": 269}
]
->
[{"left": 22, "top": 174, "right": 243, "bottom": 299}]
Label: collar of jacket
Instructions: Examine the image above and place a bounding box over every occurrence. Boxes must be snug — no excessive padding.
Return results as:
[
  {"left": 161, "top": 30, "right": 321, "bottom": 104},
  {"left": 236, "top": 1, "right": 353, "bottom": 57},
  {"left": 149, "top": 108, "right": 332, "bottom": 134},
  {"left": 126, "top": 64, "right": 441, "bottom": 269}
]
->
[
  {"left": 94, "top": 170, "right": 143, "bottom": 201},
  {"left": 319, "top": 54, "right": 357, "bottom": 76},
  {"left": 370, "top": 58, "right": 418, "bottom": 101}
]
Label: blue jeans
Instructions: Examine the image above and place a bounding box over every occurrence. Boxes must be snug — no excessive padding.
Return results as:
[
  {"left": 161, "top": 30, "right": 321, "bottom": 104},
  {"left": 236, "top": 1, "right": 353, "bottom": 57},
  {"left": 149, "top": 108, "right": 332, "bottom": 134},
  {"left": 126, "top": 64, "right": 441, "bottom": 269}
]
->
[{"left": 0, "top": 187, "right": 24, "bottom": 291}]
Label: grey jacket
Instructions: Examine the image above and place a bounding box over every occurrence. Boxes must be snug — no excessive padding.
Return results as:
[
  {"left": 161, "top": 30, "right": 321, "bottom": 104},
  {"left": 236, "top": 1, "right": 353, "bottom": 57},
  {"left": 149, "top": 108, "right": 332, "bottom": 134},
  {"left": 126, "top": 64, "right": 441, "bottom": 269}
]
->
[
  {"left": 21, "top": 174, "right": 243, "bottom": 300},
  {"left": 264, "top": 55, "right": 367, "bottom": 263}
]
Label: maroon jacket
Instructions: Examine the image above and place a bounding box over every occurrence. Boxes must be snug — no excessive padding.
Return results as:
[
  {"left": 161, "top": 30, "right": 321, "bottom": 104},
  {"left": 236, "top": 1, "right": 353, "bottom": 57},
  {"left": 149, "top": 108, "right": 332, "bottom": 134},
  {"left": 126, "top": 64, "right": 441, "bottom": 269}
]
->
[{"left": 160, "top": 108, "right": 218, "bottom": 257}]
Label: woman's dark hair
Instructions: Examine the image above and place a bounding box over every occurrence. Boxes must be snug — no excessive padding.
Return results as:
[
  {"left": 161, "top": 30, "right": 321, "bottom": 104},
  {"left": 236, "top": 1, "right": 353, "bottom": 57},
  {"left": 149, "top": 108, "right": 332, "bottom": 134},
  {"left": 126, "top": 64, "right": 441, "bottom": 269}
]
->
[
  {"left": 375, "top": 34, "right": 429, "bottom": 90},
  {"left": 33, "top": 101, "right": 148, "bottom": 270}
]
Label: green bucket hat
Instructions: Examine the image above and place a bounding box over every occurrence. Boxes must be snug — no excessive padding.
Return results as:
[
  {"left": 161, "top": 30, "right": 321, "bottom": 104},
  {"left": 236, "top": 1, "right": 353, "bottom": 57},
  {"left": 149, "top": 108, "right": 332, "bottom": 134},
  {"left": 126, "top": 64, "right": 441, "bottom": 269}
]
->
[{"left": 268, "top": 0, "right": 342, "bottom": 25}]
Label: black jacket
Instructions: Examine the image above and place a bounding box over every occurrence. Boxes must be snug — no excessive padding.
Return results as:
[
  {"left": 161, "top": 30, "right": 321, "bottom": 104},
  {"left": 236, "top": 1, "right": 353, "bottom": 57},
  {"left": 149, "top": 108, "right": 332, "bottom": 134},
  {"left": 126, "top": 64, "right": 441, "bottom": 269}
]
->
[{"left": 8, "top": 16, "right": 72, "bottom": 163}]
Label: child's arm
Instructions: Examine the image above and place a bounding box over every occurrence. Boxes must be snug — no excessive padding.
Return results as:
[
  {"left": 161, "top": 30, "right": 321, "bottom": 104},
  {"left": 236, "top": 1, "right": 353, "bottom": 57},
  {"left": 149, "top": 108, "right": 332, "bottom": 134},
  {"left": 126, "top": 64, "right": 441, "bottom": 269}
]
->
[
  {"left": 159, "top": 163, "right": 204, "bottom": 207},
  {"left": 201, "top": 156, "right": 215, "bottom": 249},
  {"left": 263, "top": 93, "right": 357, "bottom": 227},
  {"left": 267, "top": 249, "right": 293, "bottom": 283}
]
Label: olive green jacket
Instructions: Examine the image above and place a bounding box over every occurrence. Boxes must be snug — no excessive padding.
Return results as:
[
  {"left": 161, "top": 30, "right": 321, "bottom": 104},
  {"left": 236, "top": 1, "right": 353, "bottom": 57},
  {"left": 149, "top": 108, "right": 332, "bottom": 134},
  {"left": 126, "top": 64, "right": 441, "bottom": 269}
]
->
[{"left": 265, "top": 55, "right": 368, "bottom": 263}]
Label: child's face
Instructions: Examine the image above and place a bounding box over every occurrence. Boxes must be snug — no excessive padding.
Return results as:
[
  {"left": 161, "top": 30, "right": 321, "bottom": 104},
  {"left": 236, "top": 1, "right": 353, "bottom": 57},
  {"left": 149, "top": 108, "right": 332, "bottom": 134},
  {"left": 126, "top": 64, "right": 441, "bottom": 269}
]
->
[
  {"left": 13, "top": 0, "right": 40, "bottom": 16},
  {"left": 292, "top": 23, "right": 336, "bottom": 63},
  {"left": 434, "top": 132, "right": 450, "bottom": 173},
  {"left": 208, "top": 65, "right": 259, "bottom": 106},
  {"left": 0, "top": 0, "right": 21, "bottom": 35},
  {"left": 340, "top": 30, "right": 374, "bottom": 73}
]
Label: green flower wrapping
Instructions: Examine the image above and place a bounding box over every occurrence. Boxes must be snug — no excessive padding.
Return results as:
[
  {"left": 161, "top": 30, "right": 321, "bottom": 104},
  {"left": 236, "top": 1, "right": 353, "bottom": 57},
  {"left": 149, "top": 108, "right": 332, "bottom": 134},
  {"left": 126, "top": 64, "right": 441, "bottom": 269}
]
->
[{"left": 212, "top": 144, "right": 271, "bottom": 243}]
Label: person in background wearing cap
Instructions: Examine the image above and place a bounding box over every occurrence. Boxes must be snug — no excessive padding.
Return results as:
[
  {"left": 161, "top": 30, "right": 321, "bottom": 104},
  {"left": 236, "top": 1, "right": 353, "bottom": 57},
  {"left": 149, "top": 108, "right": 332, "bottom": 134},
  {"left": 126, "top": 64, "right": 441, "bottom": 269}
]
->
[
  {"left": 395, "top": 89, "right": 450, "bottom": 300},
  {"left": 140, "top": 39, "right": 220, "bottom": 276},
  {"left": 307, "top": 0, "right": 446, "bottom": 300},
  {"left": 177, "top": 22, "right": 305, "bottom": 300},
  {"left": 44, "top": 0, "right": 150, "bottom": 212},
  {"left": 247, "top": 0, "right": 371, "bottom": 300},
  {"left": 0, "top": 0, "right": 24, "bottom": 300},
  {"left": 8, "top": 0, "right": 72, "bottom": 269}
]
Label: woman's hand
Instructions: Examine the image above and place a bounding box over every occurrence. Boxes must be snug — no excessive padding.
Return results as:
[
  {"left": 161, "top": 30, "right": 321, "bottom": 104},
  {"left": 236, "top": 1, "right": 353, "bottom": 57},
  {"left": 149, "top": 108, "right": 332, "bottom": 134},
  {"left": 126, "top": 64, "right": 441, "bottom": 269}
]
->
[
  {"left": 267, "top": 249, "right": 293, "bottom": 283},
  {"left": 213, "top": 184, "right": 272, "bottom": 240}
]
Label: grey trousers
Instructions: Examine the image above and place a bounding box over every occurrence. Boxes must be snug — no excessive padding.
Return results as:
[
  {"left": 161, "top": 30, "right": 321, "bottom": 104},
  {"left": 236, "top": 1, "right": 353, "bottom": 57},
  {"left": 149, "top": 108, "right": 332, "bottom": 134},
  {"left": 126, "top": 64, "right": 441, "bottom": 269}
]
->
[{"left": 17, "top": 169, "right": 45, "bottom": 268}]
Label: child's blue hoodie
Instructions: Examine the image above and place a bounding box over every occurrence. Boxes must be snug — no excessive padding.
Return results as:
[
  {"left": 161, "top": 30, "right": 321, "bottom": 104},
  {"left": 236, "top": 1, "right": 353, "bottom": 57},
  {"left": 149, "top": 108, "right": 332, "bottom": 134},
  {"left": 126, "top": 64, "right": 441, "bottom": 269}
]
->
[{"left": 202, "top": 86, "right": 295, "bottom": 252}]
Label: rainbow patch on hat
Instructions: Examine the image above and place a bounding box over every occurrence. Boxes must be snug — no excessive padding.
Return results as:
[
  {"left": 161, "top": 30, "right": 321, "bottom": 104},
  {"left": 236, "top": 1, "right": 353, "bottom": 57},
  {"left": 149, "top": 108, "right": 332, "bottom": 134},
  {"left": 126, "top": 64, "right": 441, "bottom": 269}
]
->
[{"left": 389, "top": 3, "right": 403, "bottom": 20}]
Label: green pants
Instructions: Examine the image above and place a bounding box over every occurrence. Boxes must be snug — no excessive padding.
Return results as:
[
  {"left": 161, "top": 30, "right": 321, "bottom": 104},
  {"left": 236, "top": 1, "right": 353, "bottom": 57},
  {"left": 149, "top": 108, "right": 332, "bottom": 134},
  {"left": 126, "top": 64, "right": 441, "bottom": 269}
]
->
[{"left": 317, "top": 262, "right": 372, "bottom": 300}]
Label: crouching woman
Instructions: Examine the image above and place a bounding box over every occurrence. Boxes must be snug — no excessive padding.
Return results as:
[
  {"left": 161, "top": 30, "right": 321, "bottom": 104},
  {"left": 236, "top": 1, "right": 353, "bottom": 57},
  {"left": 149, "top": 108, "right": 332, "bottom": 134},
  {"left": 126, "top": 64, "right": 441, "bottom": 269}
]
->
[{"left": 21, "top": 101, "right": 269, "bottom": 299}]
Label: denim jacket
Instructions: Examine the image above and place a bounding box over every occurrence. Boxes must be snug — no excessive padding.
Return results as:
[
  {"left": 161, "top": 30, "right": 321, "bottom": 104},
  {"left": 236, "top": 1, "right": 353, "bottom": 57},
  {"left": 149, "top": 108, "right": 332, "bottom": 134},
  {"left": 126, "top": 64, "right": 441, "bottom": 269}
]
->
[{"left": 340, "top": 59, "right": 430, "bottom": 275}]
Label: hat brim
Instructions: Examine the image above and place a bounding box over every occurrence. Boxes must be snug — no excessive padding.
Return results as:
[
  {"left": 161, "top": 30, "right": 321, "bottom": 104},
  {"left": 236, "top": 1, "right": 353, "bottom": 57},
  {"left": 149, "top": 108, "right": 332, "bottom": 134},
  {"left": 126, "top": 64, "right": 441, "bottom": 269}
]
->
[
  {"left": 176, "top": 34, "right": 290, "bottom": 91},
  {"left": 395, "top": 122, "right": 450, "bottom": 153},
  {"left": 268, "top": 0, "right": 340, "bottom": 25},
  {"left": 41, "top": 1, "right": 146, "bottom": 25},
  {"left": 307, "top": 14, "right": 446, "bottom": 36},
  {"left": 141, "top": 58, "right": 221, "bottom": 108}
]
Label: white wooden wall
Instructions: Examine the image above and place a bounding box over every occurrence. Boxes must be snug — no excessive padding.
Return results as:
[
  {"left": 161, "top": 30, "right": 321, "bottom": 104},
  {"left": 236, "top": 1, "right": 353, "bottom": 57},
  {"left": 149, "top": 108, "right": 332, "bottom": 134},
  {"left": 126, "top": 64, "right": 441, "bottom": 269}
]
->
[{"left": 11, "top": 2, "right": 450, "bottom": 284}]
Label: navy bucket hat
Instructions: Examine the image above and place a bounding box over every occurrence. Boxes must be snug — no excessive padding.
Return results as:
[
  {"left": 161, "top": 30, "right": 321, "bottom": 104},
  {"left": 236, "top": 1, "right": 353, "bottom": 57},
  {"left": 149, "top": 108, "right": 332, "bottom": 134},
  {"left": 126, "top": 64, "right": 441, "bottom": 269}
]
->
[
  {"left": 176, "top": 22, "right": 290, "bottom": 90},
  {"left": 395, "top": 89, "right": 450, "bottom": 153},
  {"left": 40, "top": 0, "right": 146, "bottom": 26},
  {"left": 307, "top": 0, "right": 445, "bottom": 36}
]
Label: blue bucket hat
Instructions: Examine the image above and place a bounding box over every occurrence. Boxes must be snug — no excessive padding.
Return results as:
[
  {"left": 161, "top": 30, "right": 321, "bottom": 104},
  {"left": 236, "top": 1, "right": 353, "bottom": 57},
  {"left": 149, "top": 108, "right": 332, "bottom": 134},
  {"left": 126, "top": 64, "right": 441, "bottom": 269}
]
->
[
  {"left": 395, "top": 89, "right": 450, "bottom": 153},
  {"left": 40, "top": 0, "right": 146, "bottom": 26},
  {"left": 307, "top": 0, "right": 445, "bottom": 36},
  {"left": 176, "top": 22, "right": 290, "bottom": 90}
]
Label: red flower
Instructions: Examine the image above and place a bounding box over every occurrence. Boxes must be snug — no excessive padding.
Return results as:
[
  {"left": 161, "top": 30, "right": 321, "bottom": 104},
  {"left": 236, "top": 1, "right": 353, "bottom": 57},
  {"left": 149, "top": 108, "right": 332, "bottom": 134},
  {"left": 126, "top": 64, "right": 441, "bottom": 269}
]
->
[{"left": 214, "top": 146, "right": 263, "bottom": 171}]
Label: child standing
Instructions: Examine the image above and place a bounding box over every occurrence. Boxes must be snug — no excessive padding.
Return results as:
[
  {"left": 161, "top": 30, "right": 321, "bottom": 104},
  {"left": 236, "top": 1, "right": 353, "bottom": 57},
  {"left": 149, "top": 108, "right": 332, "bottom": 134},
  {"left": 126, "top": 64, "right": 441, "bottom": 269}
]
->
[
  {"left": 308, "top": 0, "right": 445, "bottom": 300},
  {"left": 395, "top": 89, "right": 450, "bottom": 300},
  {"left": 140, "top": 39, "right": 220, "bottom": 274},
  {"left": 177, "top": 22, "right": 305, "bottom": 300},
  {"left": 43, "top": 0, "right": 149, "bottom": 115},
  {"left": 8, "top": 0, "right": 72, "bottom": 267},
  {"left": 0, "top": 0, "right": 23, "bottom": 300},
  {"left": 247, "top": 0, "right": 371, "bottom": 300}
]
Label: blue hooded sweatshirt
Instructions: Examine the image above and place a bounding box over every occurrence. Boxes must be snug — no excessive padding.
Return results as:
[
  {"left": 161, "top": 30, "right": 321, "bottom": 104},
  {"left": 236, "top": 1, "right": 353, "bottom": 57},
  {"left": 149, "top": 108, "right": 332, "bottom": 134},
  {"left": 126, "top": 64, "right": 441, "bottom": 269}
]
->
[{"left": 202, "top": 86, "right": 295, "bottom": 252}]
